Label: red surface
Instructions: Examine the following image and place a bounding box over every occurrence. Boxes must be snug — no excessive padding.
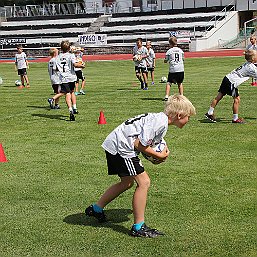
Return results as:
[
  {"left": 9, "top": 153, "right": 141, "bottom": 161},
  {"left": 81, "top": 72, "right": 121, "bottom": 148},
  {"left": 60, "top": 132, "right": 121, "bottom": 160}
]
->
[{"left": 0, "top": 49, "right": 244, "bottom": 63}]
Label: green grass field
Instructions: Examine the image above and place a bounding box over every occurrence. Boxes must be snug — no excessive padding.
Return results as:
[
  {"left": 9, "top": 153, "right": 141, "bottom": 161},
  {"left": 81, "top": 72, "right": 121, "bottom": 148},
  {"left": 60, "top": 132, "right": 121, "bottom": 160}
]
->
[{"left": 0, "top": 56, "right": 256, "bottom": 257}]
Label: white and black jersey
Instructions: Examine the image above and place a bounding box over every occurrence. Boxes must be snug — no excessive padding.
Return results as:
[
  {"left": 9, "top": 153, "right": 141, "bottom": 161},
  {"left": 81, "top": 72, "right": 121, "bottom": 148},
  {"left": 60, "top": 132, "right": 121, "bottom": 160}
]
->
[
  {"left": 165, "top": 47, "right": 184, "bottom": 73},
  {"left": 133, "top": 45, "right": 148, "bottom": 68},
  {"left": 56, "top": 52, "right": 77, "bottom": 83},
  {"left": 226, "top": 62, "right": 257, "bottom": 88},
  {"left": 15, "top": 52, "right": 27, "bottom": 69},
  {"left": 48, "top": 57, "right": 61, "bottom": 85},
  {"left": 102, "top": 112, "right": 168, "bottom": 158},
  {"left": 146, "top": 48, "right": 155, "bottom": 68}
]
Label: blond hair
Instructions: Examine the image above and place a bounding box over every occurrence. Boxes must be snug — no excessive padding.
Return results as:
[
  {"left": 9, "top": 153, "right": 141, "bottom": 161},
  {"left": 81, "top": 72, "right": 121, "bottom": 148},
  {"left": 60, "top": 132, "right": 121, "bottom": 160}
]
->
[
  {"left": 49, "top": 48, "right": 58, "bottom": 57},
  {"left": 169, "top": 36, "right": 177, "bottom": 46},
  {"left": 245, "top": 49, "right": 257, "bottom": 62},
  {"left": 164, "top": 94, "right": 196, "bottom": 118}
]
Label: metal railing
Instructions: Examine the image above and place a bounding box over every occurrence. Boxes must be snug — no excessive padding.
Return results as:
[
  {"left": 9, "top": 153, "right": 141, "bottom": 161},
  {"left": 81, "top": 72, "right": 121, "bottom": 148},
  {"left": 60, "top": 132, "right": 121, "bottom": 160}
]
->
[{"left": 203, "top": 1, "right": 235, "bottom": 36}]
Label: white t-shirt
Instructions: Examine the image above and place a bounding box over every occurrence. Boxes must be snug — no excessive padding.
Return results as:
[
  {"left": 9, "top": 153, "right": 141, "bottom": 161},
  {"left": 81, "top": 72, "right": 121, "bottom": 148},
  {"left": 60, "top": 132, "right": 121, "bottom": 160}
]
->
[
  {"left": 74, "top": 52, "right": 83, "bottom": 72},
  {"left": 226, "top": 62, "right": 257, "bottom": 88},
  {"left": 15, "top": 52, "right": 27, "bottom": 69},
  {"left": 102, "top": 112, "right": 169, "bottom": 158},
  {"left": 165, "top": 47, "right": 184, "bottom": 73},
  {"left": 56, "top": 52, "right": 77, "bottom": 83},
  {"left": 146, "top": 48, "right": 155, "bottom": 68},
  {"left": 133, "top": 45, "right": 148, "bottom": 68},
  {"left": 48, "top": 57, "right": 61, "bottom": 85},
  {"left": 246, "top": 44, "right": 257, "bottom": 51}
]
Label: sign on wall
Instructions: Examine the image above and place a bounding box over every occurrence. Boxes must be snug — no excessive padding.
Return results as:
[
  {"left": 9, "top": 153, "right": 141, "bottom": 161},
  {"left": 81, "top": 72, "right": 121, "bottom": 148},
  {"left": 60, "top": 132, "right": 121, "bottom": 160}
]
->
[
  {"left": 78, "top": 34, "right": 107, "bottom": 45},
  {"left": 0, "top": 38, "right": 26, "bottom": 45}
]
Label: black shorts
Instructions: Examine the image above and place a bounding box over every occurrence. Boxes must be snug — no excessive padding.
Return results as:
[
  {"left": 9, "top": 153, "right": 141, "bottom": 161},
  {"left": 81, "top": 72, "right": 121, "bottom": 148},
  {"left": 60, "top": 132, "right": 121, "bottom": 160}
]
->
[
  {"left": 135, "top": 66, "right": 148, "bottom": 74},
  {"left": 147, "top": 67, "right": 155, "bottom": 72},
  {"left": 18, "top": 68, "right": 27, "bottom": 76},
  {"left": 75, "top": 70, "right": 85, "bottom": 82},
  {"left": 167, "top": 72, "right": 184, "bottom": 84},
  {"left": 218, "top": 76, "right": 239, "bottom": 97},
  {"left": 60, "top": 82, "right": 75, "bottom": 94},
  {"left": 52, "top": 84, "right": 61, "bottom": 94},
  {"left": 105, "top": 151, "right": 144, "bottom": 177}
]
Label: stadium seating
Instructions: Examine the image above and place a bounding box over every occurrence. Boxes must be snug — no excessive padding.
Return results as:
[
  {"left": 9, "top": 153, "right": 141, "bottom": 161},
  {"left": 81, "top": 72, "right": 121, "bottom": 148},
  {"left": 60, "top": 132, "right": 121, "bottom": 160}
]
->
[{"left": 0, "top": 5, "right": 233, "bottom": 55}]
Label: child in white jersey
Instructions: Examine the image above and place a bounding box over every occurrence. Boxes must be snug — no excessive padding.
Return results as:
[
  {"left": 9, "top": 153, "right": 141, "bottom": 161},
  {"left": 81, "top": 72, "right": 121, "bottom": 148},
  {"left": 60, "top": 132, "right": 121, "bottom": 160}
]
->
[
  {"left": 85, "top": 94, "right": 196, "bottom": 238},
  {"left": 164, "top": 37, "right": 184, "bottom": 100},
  {"left": 56, "top": 40, "right": 85, "bottom": 121},
  {"left": 133, "top": 38, "right": 149, "bottom": 90},
  {"left": 205, "top": 50, "right": 257, "bottom": 124},
  {"left": 74, "top": 47, "right": 86, "bottom": 95},
  {"left": 146, "top": 40, "right": 156, "bottom": 85},
  {"left": 47, "top": 48, "right": 64, "bottom": 109},
  {"left": 246, "top": 35, "right": 257, "bottom": 86},
  {"left": 15, "top": 45, "right": 30, "bottom": 88}
]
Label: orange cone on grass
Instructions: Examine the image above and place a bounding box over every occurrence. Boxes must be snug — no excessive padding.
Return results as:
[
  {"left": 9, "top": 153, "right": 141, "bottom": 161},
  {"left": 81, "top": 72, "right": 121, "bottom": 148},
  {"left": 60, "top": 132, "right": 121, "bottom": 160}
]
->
[
  {"left": 0, "top": 144, "right": 8, "bottom": 162},
  {"left": 98, "top": 110, "right": 107, "bottom": 124}
]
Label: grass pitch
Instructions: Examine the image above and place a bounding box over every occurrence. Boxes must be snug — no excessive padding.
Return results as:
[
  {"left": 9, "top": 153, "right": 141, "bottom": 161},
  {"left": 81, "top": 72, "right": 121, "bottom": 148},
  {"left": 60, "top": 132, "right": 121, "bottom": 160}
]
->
[{"left": 0, "top": 56, "right": 256, "bottom": 257}]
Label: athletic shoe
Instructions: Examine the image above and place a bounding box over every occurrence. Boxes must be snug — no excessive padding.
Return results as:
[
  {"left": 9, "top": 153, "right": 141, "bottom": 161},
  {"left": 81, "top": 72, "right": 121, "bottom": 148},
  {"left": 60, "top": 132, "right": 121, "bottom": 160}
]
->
[
  {"left": 130, "top": 223, "right": 164, "bottom": 238},
  {"left": 80, "top": 89, "right": 85, "bottom": 95},
  {"left": 143, "top": 87, "right": 148, "bottom": 90},
  {"left": 85, "top": 205, "right": 107, "bottom": 223},
  {"left": 54, "top": 105, "right": 60, "bottom": 109},
  {"left": 251, "top": 82, "right": 257, "bottom": 86},
  {"left": 232, "top": 118, "right": 245, "bottom": 124},
  {"left": 73, "top": 109, "right": 79, "bottom": 114},
  {"left": 70, "top": 112, "right": 75, "bottom": 121},
  {"left": 18, "top": 85, "right": 24, "bottom": 89},
  {"left": 75, "top": 92, "right": 80, "bottom": 96},
  {"left": 163, "top": 97, "right": 168, "bottom": 101},
  {"left": 205, "top": 113, "right": 216, "bottom": 123},
  {"left": 151, "top": 82, "right": 155, "bottom": 85},
  {"left": 26, "top": 85, "right": 30, "bottom": 88},
  {"left": 47, "top": 98, "right": 54, "bottom": 109}
]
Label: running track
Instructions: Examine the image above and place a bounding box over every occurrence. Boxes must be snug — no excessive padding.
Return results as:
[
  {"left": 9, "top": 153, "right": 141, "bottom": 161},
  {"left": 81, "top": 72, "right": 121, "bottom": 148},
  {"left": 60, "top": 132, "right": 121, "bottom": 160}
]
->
[{"left": 0, "top": 49, "right": 244, "bottom": 63}]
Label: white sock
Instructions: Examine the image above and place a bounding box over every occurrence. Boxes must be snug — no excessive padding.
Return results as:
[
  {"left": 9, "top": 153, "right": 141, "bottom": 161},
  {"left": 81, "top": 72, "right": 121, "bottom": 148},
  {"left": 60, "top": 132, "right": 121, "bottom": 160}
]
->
[
  {"left": 233, "top": 114, "right": 238, "bottom": 121},
  {"left": 165, "top": 95, "right": 169, "bottom": 99},
  {"left": 68, "top": 107, "right": 73, "bottom": 112},
  {"left": 72, "top": 104, "right": 77, "bottom": 110},
  {"left": 208, "top": 107, "right": 214, "bottom": 115}
]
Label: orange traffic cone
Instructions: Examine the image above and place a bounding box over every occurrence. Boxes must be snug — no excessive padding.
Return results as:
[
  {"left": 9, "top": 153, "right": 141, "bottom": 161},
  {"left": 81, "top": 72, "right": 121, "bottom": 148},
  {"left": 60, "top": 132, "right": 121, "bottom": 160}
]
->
[
  {"left": 0, "top": 144, "right": 8, "bottom": 162},
  {"left": 98, "top": 110, "right": 107, "bottom": 124}
]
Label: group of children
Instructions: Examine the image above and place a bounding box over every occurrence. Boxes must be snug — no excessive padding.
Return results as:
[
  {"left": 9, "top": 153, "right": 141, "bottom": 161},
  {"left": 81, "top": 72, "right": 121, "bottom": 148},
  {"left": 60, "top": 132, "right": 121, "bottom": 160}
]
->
[
  {"left": 86, "top": 37, "right": 257, "bottom": 238},
  {"left": 47, "top": 41, "right": 86, "bottom": 121},
  {"left": 14, "top": 36, "right": 257, "bottom": 238},
  {"left": 133, "top": 35, "right": 257, "bottom": 124}
]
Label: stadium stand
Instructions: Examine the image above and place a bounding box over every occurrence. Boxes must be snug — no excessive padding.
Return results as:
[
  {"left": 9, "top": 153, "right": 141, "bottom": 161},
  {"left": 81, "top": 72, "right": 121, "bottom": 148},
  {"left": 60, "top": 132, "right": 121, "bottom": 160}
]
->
[{"left": 0, "top": 3, "right": 237, "bottom": 57}]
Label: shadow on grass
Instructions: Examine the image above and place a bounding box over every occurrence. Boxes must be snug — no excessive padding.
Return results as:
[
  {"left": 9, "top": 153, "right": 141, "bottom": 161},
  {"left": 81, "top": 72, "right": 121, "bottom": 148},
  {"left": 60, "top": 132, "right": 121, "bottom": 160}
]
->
[
  {"left": 63, "top": 208, "right": 132, "bottom": 235},
  {"left": 31, "top": 113, "right": 67, "bottom": 121},
  {"left": 141, "top": 97, "right": 164, "bottom": 101},
  {"left": 199, "top": 118, "right": 228, "bottom": 123},
  {"left": 244, "top": 117, "right": 256, "bottom": 120},
  {"left": 116, "top": 88, "right": 137, "bottom": 91},
  {"left": 28, "top": 105, "right": 49, "bottom": 110}
]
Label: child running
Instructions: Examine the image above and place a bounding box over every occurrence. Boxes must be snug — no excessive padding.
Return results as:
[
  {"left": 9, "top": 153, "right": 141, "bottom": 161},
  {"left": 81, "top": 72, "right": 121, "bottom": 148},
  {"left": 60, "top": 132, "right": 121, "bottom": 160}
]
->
[
  {"left": 15, "top": 45, "right": 30, "bottom": 88},
  {"left": 205, "top": 49, "right": 257, "bottom": 123},
  {"left": 85, "top": 94, "right": 196, "bottom": 238},
  {"left": 47, "top": 48, "right": 64, "bottom": 109},
  {"left": 133, "top": 38, "right": 149, "bottom": 90},
  {"left": 146, "top": 40, "right": 156, "bottom": 85},
  {"left": 164, "top": 37, "right": 184, "bottom": 100},
  {"left": 74, "top": 47, "right": 86, "bottom": 95}
]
